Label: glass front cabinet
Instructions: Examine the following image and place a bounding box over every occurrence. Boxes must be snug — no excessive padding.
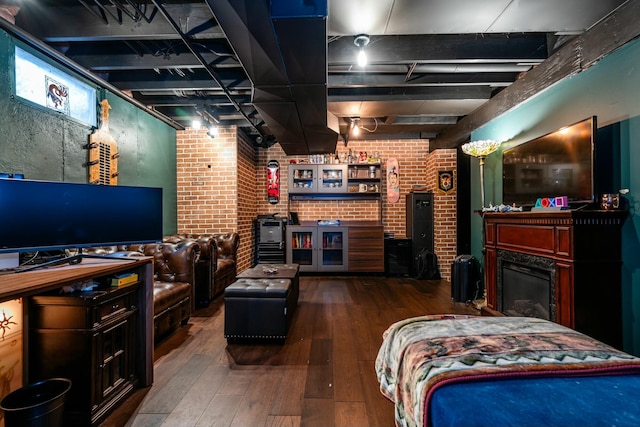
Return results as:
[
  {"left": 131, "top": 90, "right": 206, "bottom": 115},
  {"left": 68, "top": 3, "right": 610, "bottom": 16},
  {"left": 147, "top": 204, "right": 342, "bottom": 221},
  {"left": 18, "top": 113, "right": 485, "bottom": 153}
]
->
[
  {"left": 346, "top": 163, "right": 381, "bottom": 195},
  {"left": 288, "top": 164, "right": 347, "bottom": 194},
  {"left": 287, "top": 226, "right": 348, "bottom": 272}
]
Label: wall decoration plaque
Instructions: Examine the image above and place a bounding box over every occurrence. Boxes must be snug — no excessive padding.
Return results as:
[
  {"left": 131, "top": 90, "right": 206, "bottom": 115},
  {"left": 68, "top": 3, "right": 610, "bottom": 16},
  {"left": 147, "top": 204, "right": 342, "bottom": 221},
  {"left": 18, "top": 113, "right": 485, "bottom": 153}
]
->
[{"left": 437, "top": 170, "right": 455, "bottom": 194}]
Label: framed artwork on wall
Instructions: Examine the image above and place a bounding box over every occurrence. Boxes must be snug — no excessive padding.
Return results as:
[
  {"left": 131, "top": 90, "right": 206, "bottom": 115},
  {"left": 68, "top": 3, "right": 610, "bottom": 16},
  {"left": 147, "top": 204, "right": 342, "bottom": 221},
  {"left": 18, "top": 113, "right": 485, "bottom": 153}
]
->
[{"left": 437, "top": 170, "right": 456, "bottom": 194}]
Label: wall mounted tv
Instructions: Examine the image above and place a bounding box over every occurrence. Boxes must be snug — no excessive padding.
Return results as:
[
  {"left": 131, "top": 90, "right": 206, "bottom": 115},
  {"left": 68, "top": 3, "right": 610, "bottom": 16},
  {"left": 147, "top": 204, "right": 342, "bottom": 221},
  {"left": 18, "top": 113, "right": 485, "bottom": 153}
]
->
[
  {"left": 502, "top": 116, "right": 596, "bottom": 208},
  {"left": 0, "top": 179, "right": 163, "bottom": 255}
]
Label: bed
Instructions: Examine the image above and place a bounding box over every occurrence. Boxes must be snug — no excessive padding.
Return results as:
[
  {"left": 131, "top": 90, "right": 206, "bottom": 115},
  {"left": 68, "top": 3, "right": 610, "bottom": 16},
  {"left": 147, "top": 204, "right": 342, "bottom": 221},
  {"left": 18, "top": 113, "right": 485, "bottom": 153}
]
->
[{"left": 375, "top": 315, "right": 640, "bottom": 427}]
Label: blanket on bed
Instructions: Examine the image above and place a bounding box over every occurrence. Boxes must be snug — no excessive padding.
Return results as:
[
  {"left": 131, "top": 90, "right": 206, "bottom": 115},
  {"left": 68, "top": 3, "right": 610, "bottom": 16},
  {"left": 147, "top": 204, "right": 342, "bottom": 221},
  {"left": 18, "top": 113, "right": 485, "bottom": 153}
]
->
[{"left": 375, "top": 315, "right": 640, "bottom": 427}]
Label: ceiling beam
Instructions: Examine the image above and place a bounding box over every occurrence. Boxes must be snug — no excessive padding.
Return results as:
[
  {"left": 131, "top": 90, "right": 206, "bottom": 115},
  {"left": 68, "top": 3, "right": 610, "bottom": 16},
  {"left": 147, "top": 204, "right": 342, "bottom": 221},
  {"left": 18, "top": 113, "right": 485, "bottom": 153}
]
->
[
  {"left": 328, "top": 86, "right": 492, "bottom": 102},
  {"left": 132, "top": 93, "right": 252, "bottom": 106},
  {"left": 160, "top": 113, "right": 258, "bottom": 130},
  {"left": 328, "top": 34, "right": 548, "bottom": 64},
  {"left": 343, "top": 132, "right": 434, "bottom": 141},
  {"left": 66, "top": 51, "right": 241, "bottom": 71},
  {"left": 392, "top": 116, "right": 459, "bottom": 125},
  {"left": 106, "top": 69, "right": 252, "bottom": 91},
  {"left": 328, "top": 72, "right": 517, "bottom": 87}
]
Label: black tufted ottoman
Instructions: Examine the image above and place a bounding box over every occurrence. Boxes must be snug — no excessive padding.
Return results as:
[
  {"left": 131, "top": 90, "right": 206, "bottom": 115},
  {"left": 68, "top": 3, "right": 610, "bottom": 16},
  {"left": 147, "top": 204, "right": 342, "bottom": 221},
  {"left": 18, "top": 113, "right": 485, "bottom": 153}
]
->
[{"left": 224, "top": 278, "right": 294, "bottom": 343}]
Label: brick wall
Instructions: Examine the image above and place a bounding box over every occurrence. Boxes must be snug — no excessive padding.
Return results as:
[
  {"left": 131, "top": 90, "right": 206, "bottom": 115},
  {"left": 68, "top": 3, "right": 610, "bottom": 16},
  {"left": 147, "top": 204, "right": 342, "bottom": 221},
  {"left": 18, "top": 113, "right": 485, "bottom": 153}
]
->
[
  {"left": 426, "top": 149, "right": 458, "bottom": 280},
  {"left": 176, "top": 126, "right": 256, "bottom": 273},
  {"left": 236, "top": 132, "right": 258, "bottom": 271},
  {"left": 256, "top": 139, "right": 458, "bottom": 280},
  {"left": 176, "top": 126, "right": 238, "bottom": 233}
]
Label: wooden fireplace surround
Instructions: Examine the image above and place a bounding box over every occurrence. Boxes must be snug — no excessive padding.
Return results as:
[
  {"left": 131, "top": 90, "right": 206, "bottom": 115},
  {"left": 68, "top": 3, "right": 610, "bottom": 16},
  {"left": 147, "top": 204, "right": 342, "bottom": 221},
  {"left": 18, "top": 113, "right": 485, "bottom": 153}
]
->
[{"left": 483, "top": 210, "right": 627, "bottom": 348}]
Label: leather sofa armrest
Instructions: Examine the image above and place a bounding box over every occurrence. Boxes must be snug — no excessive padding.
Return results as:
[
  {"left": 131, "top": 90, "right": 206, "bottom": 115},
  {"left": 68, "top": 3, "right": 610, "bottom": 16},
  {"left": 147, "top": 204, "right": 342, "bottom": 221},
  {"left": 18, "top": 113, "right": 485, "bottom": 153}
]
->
[
  {"left": 164, "top": 234, "right": 216, "bottom": 267},
  {"left": 213, "top": 232, "right": 240, "bottom": 262}
]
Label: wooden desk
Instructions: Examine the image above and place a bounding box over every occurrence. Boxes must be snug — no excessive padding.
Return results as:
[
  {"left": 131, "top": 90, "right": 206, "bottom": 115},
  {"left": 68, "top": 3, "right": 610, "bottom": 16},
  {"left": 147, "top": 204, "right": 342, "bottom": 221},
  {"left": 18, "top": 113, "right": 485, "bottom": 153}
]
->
[{"left": 0, "top": 257, "right": 154, "bottom": 425}]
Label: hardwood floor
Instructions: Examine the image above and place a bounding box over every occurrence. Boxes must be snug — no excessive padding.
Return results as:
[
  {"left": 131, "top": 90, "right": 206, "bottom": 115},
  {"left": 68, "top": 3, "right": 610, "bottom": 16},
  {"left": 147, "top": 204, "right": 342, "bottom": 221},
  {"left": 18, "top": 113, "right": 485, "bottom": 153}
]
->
[{"left": 100, "top": 275, "right": 480, "bottom": 427}]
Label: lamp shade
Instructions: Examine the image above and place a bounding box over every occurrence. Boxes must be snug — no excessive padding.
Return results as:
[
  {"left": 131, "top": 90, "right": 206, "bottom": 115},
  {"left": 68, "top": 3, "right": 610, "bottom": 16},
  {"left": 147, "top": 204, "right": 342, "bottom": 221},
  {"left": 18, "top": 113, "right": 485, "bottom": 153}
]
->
[{"left": 461, "top": 139, "right": 501, "bottom": 158}]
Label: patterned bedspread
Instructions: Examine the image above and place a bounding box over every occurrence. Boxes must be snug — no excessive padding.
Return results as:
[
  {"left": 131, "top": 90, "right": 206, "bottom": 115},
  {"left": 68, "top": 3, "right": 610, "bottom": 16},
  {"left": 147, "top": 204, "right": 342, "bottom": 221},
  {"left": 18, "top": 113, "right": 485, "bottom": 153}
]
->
[{"left": 375, "top": 315, "right": 640, "bottom": 427}]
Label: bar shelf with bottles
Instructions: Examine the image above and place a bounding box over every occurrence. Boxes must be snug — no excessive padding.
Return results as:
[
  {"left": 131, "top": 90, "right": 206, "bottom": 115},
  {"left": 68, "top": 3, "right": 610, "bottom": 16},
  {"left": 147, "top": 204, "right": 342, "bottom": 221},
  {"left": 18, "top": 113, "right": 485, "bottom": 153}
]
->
[{"left": 288, "top": 150, "right": 381, "bottom": 200}]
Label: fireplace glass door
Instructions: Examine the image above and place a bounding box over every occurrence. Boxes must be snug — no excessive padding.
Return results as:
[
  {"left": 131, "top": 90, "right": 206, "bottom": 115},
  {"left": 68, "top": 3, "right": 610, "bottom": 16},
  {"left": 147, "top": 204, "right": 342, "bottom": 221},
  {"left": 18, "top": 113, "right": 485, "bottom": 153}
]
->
[{"left": 500, "top": 261, "right": 553, "bottom": 320}]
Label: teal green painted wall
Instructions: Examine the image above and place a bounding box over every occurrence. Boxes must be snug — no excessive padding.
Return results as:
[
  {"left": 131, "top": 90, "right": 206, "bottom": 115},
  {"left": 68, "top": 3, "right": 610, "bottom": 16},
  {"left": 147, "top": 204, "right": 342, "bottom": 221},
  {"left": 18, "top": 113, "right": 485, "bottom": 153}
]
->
[
  {"left": 0, "top": 30, "right": 178, "bottom": 234},
  {"left": 468, "top": 38, "right": 640, "bottom": 354},
  {"left": 104, "top": 93, "right": 178, "bottom": 234},
  {"left": 620, "top": 117, "right": 640, "bottom": 355}
]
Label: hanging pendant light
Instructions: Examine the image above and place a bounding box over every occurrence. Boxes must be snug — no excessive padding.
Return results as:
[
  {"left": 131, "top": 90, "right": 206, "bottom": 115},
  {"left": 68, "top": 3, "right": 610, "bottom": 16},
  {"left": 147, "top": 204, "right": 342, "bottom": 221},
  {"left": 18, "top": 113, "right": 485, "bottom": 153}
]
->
[{"left": 354, "top": 34, "right": 370, "bottom": 67}]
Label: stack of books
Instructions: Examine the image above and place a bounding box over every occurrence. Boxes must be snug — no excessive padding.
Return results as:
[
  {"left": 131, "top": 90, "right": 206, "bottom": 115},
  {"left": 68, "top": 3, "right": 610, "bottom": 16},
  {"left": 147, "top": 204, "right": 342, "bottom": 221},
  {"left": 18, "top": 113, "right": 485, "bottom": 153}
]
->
[{"left": 111, "top": 272, "right": 138, "bottom": 287}]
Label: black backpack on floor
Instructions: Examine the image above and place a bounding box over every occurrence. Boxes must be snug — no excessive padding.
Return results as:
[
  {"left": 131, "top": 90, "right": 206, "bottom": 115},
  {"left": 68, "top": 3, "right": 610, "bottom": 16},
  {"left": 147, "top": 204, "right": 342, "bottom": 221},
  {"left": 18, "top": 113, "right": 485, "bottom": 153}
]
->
[{"left": 415, "top": 249, "right": 441, "bottom": 279}]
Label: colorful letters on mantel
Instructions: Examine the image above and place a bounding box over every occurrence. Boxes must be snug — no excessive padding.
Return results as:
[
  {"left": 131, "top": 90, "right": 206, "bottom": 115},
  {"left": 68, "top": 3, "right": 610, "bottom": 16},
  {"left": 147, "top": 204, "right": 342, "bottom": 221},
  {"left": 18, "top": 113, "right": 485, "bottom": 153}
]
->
[{"left": 535, "top": 196, "right": 569, "bottom": 209}]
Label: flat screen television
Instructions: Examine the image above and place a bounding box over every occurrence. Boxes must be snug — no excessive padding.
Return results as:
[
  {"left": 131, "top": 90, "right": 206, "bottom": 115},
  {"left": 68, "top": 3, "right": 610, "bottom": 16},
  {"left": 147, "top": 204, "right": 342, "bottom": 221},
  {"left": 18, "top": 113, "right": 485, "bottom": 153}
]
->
[
  {"left": 0, "top": 179, "right": 163, "bottom": 255},
  {"left": 502, "top": 116, "right": 596, "bottom": 208}
]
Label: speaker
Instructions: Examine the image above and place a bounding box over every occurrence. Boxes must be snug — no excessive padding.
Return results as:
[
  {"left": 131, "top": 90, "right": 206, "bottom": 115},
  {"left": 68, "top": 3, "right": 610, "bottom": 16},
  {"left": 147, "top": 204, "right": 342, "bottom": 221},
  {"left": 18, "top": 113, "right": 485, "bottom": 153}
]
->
[
  {"left": 384, "top": 238, "right": 412, "bottom": 276},
  {"left": 406, "top": 192, "right": 434, "bottom": 271}
]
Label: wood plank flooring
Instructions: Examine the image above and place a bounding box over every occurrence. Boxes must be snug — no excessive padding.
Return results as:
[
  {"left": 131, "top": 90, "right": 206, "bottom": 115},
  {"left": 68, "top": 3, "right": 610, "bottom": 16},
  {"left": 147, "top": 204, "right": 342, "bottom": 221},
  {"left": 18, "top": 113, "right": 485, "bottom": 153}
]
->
[{"left": 100, "top": 275, "right": 480, "bottom": 427}]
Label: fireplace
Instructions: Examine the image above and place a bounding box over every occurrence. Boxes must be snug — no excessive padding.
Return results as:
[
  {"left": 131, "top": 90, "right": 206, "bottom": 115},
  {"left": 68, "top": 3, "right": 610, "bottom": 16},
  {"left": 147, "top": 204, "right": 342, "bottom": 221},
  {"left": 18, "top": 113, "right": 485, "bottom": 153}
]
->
[
  {"left": 483, "top": 210, "right": 627, "bottom": 349},
  {"left": 497, "top": 250, "right": 555, "bottom": 321}
]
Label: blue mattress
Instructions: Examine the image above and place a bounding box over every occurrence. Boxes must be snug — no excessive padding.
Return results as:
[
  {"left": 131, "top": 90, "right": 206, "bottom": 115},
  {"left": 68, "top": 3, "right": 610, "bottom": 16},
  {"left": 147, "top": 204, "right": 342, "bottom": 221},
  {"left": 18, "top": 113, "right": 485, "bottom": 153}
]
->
[{"left": 429, "top": 374, "right": 640, "bottom": 427}]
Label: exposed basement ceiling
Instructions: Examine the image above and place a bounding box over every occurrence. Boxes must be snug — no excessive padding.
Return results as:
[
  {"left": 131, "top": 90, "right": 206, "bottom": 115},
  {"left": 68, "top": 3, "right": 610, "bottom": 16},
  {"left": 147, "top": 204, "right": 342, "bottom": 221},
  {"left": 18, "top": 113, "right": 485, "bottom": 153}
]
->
[{"left": 0, "top": 0, "right": 629, "bottom": 153}]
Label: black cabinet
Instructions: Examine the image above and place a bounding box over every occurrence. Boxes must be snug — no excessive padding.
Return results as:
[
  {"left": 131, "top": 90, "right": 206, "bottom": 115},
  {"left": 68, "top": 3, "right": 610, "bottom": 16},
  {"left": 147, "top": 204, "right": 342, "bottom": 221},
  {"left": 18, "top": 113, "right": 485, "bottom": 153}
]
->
[
  {"left": 406, "top": 192, "right": 434, "bottom": 274},
  {"left": 29, "top": 282, "right": 140, "bottom": 426},
  {"left": 384, "top": 238, "right": 412, "bottom": 276}
]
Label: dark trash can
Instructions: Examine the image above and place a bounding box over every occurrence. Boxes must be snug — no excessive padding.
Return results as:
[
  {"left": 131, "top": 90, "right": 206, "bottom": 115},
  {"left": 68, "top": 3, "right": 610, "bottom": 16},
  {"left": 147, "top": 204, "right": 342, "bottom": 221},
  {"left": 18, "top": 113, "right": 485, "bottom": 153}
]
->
[{"left": 0, "top": 378, "right": 71, "bottom": 427}]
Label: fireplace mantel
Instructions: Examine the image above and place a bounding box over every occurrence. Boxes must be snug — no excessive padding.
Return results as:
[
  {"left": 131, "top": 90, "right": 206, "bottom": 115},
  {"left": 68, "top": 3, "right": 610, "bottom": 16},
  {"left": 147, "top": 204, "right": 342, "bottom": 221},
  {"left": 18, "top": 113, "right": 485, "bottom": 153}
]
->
[{"left": 483, "top": 210, "right": 627, "bottom": 348}]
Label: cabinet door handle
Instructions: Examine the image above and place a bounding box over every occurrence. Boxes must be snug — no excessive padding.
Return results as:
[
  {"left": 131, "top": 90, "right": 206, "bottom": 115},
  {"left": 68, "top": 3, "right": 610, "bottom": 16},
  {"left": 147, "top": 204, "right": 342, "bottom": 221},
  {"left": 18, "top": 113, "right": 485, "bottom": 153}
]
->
[{"left": 112, "top": 304, "right": 120, "bottom": 310}]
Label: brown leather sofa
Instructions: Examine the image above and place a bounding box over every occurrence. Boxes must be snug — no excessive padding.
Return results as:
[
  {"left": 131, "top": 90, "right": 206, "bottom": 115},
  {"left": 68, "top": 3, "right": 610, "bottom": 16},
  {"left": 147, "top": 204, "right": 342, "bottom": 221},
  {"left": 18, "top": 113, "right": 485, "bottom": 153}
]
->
[
  {"left": 163, "top": 234, "right": 215, "bottom": 308},
  {"left": 83, "top": 241, "right": 198, "bottom": 344},
  {"left": 163, "top": 232, "right": 240, "bottom": 305},
  {"left": 211, "top": 232, "right": 240, "bottom": 296},
  {"left": 143, "top": 242, "right": 198, "bottom": 342}
]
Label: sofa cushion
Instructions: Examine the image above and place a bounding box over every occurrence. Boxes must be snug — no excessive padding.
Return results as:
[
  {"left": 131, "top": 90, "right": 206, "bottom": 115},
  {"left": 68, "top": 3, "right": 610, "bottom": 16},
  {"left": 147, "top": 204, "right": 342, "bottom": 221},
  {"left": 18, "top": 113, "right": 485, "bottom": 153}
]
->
[{"left": 153, "top": 281, "right": 191, "bottom": 315}]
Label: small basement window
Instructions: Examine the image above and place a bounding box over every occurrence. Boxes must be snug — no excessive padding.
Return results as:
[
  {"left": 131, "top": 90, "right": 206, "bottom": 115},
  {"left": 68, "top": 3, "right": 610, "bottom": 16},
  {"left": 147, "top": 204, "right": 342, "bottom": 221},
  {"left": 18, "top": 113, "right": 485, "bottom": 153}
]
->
[{"left": 14, "top": 45, "right": 97, "bottom": 127}]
